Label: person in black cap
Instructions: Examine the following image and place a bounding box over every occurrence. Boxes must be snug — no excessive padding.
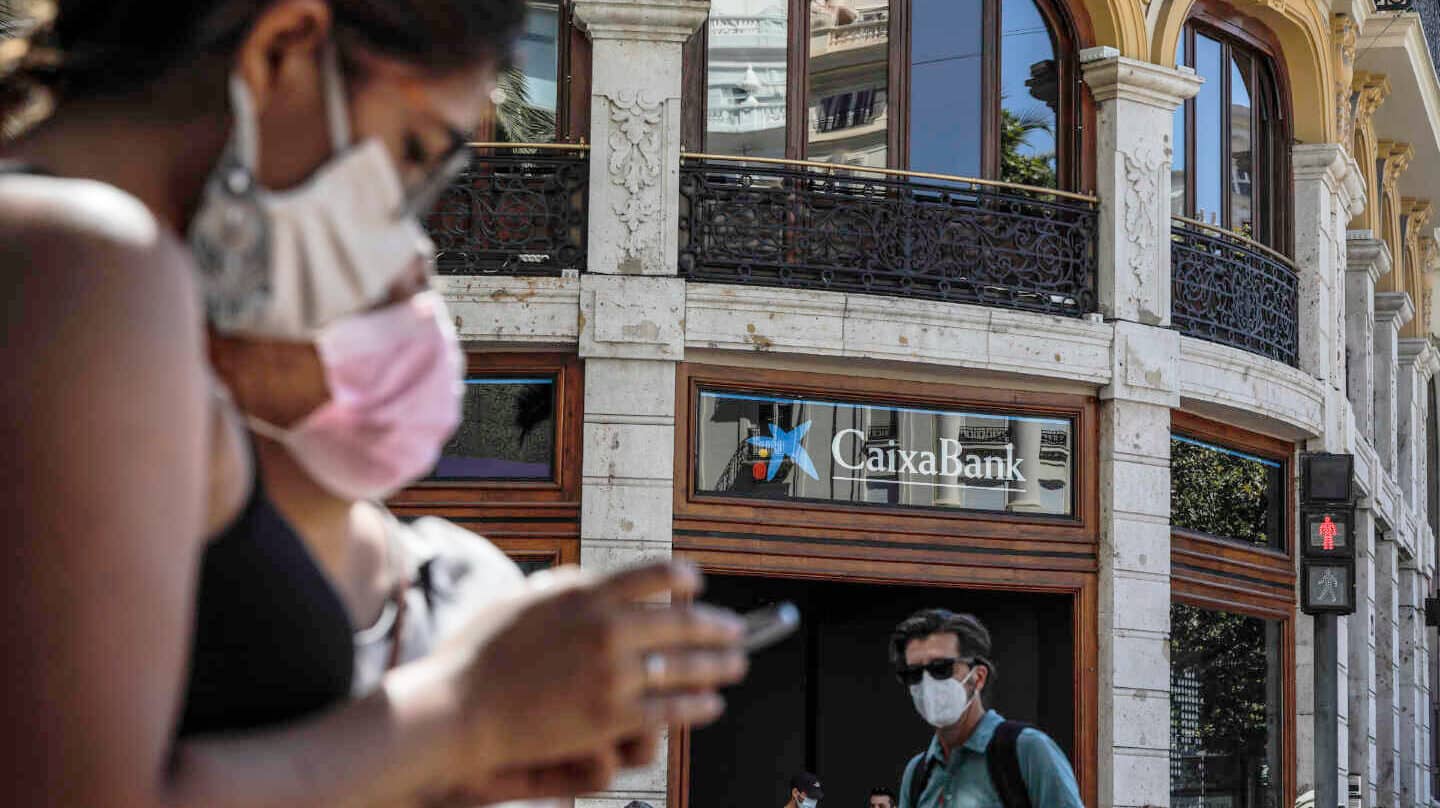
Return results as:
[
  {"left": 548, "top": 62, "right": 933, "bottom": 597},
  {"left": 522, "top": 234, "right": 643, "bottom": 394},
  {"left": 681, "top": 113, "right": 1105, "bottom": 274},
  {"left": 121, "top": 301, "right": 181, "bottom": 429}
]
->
[{"left": 785, "top": 771, "right": 825, "bottom": 808}]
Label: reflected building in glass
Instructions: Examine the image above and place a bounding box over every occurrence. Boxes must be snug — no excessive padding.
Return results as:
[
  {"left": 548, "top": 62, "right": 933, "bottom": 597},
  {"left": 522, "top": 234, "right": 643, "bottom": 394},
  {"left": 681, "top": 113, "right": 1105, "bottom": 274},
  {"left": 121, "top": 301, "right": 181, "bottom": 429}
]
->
[{"left": 706, "top": 0, "right": 790, "bottom": 157}]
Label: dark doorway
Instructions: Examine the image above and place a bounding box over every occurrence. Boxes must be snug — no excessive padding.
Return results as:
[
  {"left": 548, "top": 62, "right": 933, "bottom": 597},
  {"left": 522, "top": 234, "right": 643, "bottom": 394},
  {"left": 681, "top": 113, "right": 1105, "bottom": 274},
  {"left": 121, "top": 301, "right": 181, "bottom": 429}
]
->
[{"left": 688, "top": 575, "right": 1075, "bottom": 808}]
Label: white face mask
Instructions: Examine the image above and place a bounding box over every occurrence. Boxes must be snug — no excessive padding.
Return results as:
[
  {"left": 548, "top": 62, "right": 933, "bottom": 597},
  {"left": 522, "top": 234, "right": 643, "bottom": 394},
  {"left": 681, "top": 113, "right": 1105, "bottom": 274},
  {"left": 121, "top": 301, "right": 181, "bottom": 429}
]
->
[
  {"left": 908, "top": 667, "right": 977, "bottom": 728},
  {"left": 799, "top": 798, "right": 817, "bottom": 808},
  {"left": 190, "top": 43, "right": 437, "bottom": 338}
]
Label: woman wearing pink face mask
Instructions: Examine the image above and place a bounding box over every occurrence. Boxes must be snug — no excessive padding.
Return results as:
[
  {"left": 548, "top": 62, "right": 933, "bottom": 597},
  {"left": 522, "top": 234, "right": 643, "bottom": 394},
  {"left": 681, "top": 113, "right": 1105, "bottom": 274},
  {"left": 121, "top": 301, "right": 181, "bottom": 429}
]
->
[{"left": 0, "top": 1, "right": 749, "bottom": 805}]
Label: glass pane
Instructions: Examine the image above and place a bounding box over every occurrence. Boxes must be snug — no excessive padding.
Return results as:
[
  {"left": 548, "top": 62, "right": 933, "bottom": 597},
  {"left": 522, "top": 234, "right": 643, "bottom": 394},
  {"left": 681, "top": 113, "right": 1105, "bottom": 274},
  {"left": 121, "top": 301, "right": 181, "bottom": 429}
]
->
[
  {"left": 807, "top": 0, "right": 891, "bottom": 167},
  {"left": 514, "top": 557, "right": 558, "bottom": 576},
  {"left": 1194, "top": 34, "right": 1224, "bottom": 226},
  {"left": 1230, "top": 53, "right": 1254, "bottom": 238},
  {"left": 1172, "top": 33, "right": 1187, "bottom": 216},
  {"left": 432, "top": 377, "right": 556, "bottom": 480},
  {"left": 1171, "top": 436, "right": 1285, "bottom": 550},
  {"left": 999, "top": 0, "right": 1058, "bottom": 187},
  {"left": 495, "top": 2, "right": 560, "bottom": 143},
  {"left": 1170, "top": 604, "right": 1283, "bottom": 808},
  {"left": 706, "top": 0, "right": 790, "bottom": 157},
  {"left": 909, "top": 0, "right": 983, "bottom": 178},
  {"left": 695, "top": 390, "right": 1075, "bottom": 516}
]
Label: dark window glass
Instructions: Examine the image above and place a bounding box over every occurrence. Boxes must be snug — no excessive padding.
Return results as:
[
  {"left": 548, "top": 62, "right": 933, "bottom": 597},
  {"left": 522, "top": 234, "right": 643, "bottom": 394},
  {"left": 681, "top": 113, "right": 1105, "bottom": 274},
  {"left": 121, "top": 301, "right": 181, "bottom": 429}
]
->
[
  {"left": 807, "top": 0, "right": 891, "bottom": 167},
  {"left": 1170, "top": 603, "right": 1283, "bottom": 808},
  {"left": 706, "top": 0, "right": 789, "bottom": 157},
  {"left": 514, "top": 557, "right": 557, "bottom": 576},
  {"left": 1171, "top": 436, "right": 1285, "bottom": 550},
  {"left": 999, "top": 0, "right": 1058, "bottom": 188},
  {"left": 1192, "top": 34, "right": 1224, "bottom": 225},
  {"left": 432, "top": 377, "right": 556, "bottom": 480},
  {"left": 909, "top": 0, "right": 984, "bottom": 178},
  {"left": 695, "top": 390, "right": 1074, "bottom": 516},
  {"left": 495, "top": 2, "right": 560, "bottom": 143}
]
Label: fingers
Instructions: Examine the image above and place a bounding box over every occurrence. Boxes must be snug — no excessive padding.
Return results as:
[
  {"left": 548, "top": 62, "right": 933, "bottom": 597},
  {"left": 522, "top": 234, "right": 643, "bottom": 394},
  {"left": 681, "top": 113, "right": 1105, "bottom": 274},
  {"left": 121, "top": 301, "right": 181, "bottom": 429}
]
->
[
  {"left": 595, "top": 560, "right": 703, "bottom": 604},
  {"left": 612, "top": 602, "right": 746, "bottom": 654},
  {"left": 638, "top": 648, "right": 749, "bottom": 693},
  {"left": 616, "top": 730, "right": 661, "bottom": 768},
  {"left": 642, "top": 691, "right": 728, "bottom": 728}
]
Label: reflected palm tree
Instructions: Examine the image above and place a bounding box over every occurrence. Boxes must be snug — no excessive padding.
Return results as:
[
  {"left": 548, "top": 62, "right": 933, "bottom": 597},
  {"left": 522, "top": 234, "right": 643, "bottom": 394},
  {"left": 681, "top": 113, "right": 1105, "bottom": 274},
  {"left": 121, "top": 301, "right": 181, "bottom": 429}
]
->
[
  {"left": 494, "top": 64, "right": 558, "bottom": 145},
  {"left": 999, "top": 105, "right": 1056, "bottom": 188}
]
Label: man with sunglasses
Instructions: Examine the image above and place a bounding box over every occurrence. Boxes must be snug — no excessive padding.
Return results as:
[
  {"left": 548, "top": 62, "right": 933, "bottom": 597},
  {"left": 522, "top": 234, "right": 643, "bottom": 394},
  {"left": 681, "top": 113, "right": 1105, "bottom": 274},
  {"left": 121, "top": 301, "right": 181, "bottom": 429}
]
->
[{"left": 892, "top": 609, "right": 1083, "bottom": 808}]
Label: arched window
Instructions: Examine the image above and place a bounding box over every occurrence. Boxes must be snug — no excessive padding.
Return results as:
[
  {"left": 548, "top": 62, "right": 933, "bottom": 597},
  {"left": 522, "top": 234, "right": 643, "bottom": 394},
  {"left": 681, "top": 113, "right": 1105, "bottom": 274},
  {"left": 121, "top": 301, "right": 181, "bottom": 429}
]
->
[
  {"left": 689, "top": 0, "right": 1087, "bottom": 189},
  {"left": 1171, "top": 6, "right": 1290, "bottom": 252}
]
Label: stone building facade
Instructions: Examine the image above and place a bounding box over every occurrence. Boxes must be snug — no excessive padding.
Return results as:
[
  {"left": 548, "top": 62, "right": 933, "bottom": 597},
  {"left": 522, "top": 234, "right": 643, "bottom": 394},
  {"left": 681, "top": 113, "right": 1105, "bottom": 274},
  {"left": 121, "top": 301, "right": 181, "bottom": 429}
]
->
[{"left": 396, "top": 0, "right": 1440, "bottom": 805}]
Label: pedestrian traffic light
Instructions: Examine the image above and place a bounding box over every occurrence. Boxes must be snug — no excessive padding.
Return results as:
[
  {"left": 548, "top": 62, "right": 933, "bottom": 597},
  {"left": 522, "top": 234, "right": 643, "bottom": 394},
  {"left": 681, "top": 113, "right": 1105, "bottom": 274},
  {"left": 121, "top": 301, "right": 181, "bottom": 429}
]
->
[
  {"left": 1302, "top": 559, "right": 1356, "bottom": 614},
  {"left": 1301, "top": 507, "right": 1355, "bottom": 559},
  {"left": 1300, "top": 453, "right": 1354, "bottom": 504}
]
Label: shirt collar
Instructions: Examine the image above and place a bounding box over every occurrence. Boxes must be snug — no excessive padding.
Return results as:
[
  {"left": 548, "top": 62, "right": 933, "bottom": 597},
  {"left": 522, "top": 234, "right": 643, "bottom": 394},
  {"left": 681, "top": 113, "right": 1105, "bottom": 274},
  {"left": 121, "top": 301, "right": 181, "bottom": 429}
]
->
[{"left": 928, "top": 709, "right": 1005, "bottom": 761}]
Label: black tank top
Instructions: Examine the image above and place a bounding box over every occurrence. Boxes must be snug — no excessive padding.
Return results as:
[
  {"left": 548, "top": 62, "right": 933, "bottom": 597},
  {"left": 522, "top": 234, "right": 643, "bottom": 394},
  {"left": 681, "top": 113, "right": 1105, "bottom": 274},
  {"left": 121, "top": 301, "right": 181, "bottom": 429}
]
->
[{"left": 1, "top": 162, "right": 355, "bottom": 736}]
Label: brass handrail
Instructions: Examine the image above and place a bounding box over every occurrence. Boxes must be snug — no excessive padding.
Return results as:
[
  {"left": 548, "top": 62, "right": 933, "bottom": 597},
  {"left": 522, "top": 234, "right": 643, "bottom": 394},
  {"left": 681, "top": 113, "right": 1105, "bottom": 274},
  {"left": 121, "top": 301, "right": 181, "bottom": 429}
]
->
[
  {"left": 1171, "top": 215, "right": 1293, "bottom": 268},
  {"left": 466, "top": 141, "right": 591, "bottom": 151},
  {"left": 679, "top": 151, "right": 1099, "bottom": 203}
]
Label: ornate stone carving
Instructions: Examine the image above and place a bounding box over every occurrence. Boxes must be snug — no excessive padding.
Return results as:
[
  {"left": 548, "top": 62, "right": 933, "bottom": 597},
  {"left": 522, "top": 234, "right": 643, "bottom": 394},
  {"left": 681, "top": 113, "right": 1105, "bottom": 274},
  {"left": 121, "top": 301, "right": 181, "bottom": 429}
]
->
[
  {"left": 1333, "top": 15, "right": 1359, "bottom": 146},
  {"left": 1121, "top": 143, "right": 1164, "bottom": 279},
  {"left": 1379, "top": 141, "right": 1415, "bottom": 196},
  {"left": 1353, "top": 72, "right": 1392, "bottom": 136},
  {"left": 605, "top": 90, "right": 665, "bottom": 264},
  {"left": 1403, "top": 199, "right": 1432, "bottom": 257}
]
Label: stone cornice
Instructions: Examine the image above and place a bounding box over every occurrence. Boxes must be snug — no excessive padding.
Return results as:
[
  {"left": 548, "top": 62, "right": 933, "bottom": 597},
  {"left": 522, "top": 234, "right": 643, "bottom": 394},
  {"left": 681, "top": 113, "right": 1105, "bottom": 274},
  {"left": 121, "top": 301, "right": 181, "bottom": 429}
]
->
[
  {"left": 1294, "top": 144, "right": 1363, "bottom": 209},
  {"left": 1080, "top": 54, "right": 1203, "bottom": 110},
  {"left": 1347, "top": 234, "right": 1394, "bottom": 284},
  {"left": 1397, "top": 337, "right": 1440, "bottom": 379},
  {"left": 573, "top": 0, "right": 709, "bottom": 42},
  {"left": 1376, "top": 291, "right": 1416, "bottom": 330}
]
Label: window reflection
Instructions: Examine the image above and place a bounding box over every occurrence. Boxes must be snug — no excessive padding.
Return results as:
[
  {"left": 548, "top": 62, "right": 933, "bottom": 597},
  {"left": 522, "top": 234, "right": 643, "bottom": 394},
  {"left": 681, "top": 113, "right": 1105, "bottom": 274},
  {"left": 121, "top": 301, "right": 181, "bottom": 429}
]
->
[
  {"left": 1230, "top": 53, "right": 1254, "bottom": 239},
  {"left": 1170, "top": 603, "right": 1283, "bottom": 808},
  {"left": 807, "top": 0, "right": 890, "bottom": 167},
  {"left": 494, "top": 1, "right": 560, "bottom": 143},
  {"left": 1193, "top": 34, "right": 1223, "bottom": 226},
  {"left": 1171, "top": 35, "right": 1187, "bottom": 215},
  {"left": 706, "top": 0, "right": 790, "bottom": 157},
  {"left": 432, "top": 378, "right": 556, "bottom": 480},
  {"left": 999, "top": 0, "right": 1057, "bottom": 187},
  {"left": 909, "top": 0, "right": 984, "bottom": 179},
  {"left": 1170, "top": 436, "right": 1284, "bottom": 550}
]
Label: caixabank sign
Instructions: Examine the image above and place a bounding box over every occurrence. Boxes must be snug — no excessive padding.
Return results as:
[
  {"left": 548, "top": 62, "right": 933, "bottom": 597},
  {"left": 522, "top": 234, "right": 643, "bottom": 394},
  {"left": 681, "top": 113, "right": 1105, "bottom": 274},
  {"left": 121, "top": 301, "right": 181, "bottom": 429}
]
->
[{"left": 694, "top": 389, "right": 1075, "bottom": 516}]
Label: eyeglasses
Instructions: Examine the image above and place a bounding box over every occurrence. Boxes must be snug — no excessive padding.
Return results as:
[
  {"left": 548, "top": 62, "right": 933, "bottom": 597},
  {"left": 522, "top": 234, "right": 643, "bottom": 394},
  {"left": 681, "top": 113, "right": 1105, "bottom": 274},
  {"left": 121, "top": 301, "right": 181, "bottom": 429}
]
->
[
  {"left": 397, "top": 125, "right": 472, "bottom": 219},
  {"left": 895, "top": 657, "right": 972, "bottom": 686}
]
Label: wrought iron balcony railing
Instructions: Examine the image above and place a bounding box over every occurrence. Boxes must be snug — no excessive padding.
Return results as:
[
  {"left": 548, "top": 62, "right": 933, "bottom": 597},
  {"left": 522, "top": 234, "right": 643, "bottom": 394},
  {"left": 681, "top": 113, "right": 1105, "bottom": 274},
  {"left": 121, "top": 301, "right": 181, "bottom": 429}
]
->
[
  {"left": 425, "top": 143, "right": 588, "bottom": 276},
  {"left": 677, "top": 154, "right": 1098, "bottom": 316},
  {"left": 1170, "top": 216, "right": 1298, "bottom": 366}
]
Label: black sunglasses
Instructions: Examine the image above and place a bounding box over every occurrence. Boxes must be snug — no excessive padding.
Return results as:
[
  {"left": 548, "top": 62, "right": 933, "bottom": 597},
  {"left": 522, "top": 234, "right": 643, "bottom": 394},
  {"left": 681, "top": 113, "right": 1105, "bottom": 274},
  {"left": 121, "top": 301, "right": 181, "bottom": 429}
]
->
[{"left": 895, "top": 657, "right": 973, "bottom": 686}]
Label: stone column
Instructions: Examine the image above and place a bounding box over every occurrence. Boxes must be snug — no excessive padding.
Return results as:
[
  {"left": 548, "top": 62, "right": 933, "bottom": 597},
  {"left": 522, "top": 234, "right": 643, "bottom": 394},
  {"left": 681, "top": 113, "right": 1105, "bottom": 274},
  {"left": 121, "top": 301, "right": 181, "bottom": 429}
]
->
[
  {"left": 1398, "top": 339, "right": 1440, "bottom": 515},
  {"left": 1080, "top": 52, "right": 1197, "bottom": 808},
  {"left": 571, "top": 3, "right": 708, "bottom": 808},
  {"left": 1374, "top": 294, "right": 1414, "bottom": 479},
  {"left": 1349, "top": 504, "right": 1380, "bottom": 807},
  {"left": 1399, "top": 560, "right": 1428, "bottom": 805},
  {"left": 1376, "top": 532, "right": 1403, "bottom": 806},
  {"left": 1346, "top": 236, "right": 1392, "bottom": 444}
]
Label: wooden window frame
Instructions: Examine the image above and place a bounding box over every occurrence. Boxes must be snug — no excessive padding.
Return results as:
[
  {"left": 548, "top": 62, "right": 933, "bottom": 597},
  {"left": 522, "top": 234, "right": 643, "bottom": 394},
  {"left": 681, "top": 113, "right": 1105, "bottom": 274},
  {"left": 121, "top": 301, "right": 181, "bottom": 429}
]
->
[
  {"left": 478, "top": 1, "right": 592, "bottom": 144},
  {"left": 1169, "top": 410, "right": 1297, "bottom": 808},
  {"left": 683, "top": 0, "right": 1096, "bottom": 192},
  {"left": 1174, "top": 0, "right": 1293, "bottom": 255},
  {"left": 389, "top": 353, "right": 582, "bottom": 557}
]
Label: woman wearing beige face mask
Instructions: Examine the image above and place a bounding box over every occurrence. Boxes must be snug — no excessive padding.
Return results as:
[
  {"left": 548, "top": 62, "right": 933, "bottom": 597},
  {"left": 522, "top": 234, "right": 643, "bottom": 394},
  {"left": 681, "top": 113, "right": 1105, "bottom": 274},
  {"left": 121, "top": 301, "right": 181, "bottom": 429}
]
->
[{"left": 0, "top": 2, "right": 748, "bottom": 806}]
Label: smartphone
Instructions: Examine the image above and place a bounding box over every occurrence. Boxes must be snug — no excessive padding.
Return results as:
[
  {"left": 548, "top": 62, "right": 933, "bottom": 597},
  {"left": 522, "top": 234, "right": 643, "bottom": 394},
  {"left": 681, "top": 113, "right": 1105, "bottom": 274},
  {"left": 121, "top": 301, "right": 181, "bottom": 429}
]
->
[{"left": 742, "top": 602, "right": 801, "bottom": 652}]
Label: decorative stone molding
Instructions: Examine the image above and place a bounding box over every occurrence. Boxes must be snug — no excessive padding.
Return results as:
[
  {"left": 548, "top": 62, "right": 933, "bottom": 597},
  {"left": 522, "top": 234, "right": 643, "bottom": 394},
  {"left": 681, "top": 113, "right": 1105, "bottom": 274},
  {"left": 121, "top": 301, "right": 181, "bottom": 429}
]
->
[
  {"left": 578, "top": 274, "right": 686, "bottom": 360},
  {"left": 1353, "top": 72, "right": 1392, "bottom": 136},
  {"left": 1379, "top": 141, "right": 1415, "bottom": 196},
  {"left": 606, "top": 91, "right": 665, "bottom": 265},
  {"left": 1081, "top": 54, "right": 1204, "bottom": 109},
  {"left": 1178, "top": 335, "right": 1327, "bottom": 438},
  {"left": 1349, "top": 233, "right": 1395, "bottom": 286},
  {"left": 572, "top": 0, "right": 709, "bottom": 42},
  {"left": 1334, "top": 15, "right": 1360, "bottom": 147},
  {"left": 1121, "top": 144, "right": 1164, "bottom": 279},
  {"left": 437, "top": 275, "right": 582, "bottom": 344},
  {"left": 1376, "top": 292, "right": 1416, "bottom": 334},
  {"left": 1105, "top": 320, "right": 1180, "bottom": 407},
  {"left": 1295, "top": 142, "right": 1366, "bottom": 215},
  {"left": 1399, "top": 336, "right": 1440, "bottom": 382}
]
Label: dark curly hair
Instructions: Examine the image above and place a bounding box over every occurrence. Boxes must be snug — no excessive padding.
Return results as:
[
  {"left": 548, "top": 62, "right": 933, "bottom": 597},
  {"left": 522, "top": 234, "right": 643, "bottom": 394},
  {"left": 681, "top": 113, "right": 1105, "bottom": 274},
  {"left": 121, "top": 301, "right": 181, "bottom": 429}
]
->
[
  {"left": 0, "top": 0, "right": 525, "bottom": 134},
  {"left": 889, "top": 608, "right": 997, "bottom": 682}
]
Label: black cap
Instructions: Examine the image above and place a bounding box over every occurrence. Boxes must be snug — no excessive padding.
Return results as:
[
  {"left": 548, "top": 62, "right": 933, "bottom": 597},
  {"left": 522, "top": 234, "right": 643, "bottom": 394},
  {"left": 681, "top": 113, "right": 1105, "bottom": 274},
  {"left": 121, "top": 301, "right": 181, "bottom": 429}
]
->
[{"left": 791, "top": 772, "right": 824, "bottom": 800}]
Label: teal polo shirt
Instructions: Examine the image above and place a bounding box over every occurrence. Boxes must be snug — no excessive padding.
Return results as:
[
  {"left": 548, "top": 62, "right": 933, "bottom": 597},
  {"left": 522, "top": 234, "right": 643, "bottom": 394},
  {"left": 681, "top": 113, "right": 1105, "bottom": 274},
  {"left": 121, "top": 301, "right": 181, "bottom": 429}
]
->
[{"left": 897, "top": 710, "right": 1084, "bottom": 808}]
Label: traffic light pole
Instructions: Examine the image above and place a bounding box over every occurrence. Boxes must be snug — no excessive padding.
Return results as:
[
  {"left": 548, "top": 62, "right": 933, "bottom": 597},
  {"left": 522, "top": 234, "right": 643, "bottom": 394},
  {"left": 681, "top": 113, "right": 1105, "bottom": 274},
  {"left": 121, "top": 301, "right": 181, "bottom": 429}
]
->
[{"left": 1316, "top": 613, "right": 1339, "bottom": 808}]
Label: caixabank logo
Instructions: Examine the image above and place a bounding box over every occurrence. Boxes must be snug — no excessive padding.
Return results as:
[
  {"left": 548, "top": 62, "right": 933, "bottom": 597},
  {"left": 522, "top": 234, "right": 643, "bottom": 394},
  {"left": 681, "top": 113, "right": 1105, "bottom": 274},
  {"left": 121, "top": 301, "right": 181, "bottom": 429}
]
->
[{"left": 744, "top": 420, "right": 1028, "bottom": 489}]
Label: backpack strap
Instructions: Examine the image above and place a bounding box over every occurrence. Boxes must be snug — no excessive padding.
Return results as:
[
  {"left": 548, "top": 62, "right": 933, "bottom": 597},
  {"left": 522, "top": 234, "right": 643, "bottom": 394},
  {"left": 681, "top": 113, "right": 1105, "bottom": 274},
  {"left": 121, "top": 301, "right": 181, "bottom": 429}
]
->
[
  {"left": 906, "top": 751, "right": 941, "bottom": 808},
  {"left": 985, "top": 721, "right": 1034, "bottom": 808}
]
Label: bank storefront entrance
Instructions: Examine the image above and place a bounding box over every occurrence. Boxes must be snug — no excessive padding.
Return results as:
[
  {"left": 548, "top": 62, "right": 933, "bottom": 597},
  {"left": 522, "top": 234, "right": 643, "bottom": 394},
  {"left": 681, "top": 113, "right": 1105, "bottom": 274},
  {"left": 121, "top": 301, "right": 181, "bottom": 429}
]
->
[{"left": 670, "top": 363, "right": 1100, "bottom": 808}]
